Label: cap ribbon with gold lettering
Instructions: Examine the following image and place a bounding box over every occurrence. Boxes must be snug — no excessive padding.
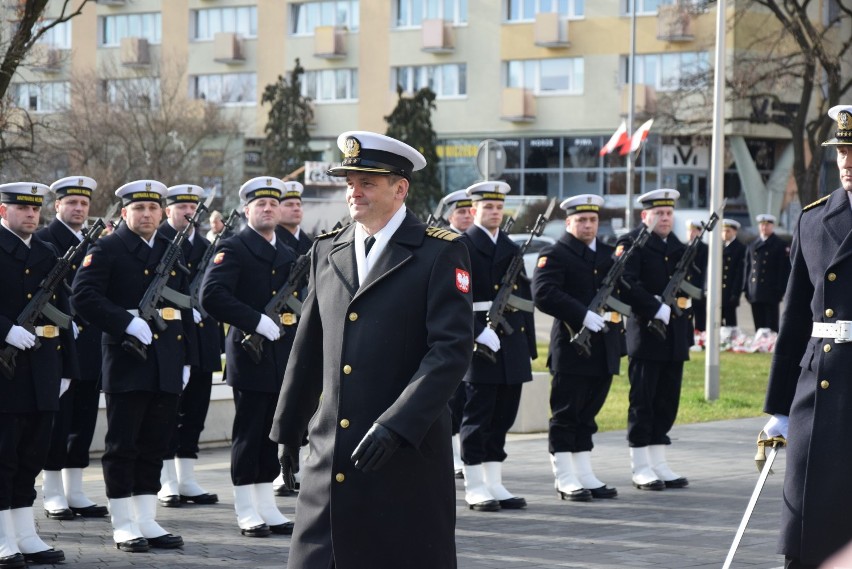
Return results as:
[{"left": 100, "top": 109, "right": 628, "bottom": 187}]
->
[
  {"left": 115, "top": 180, "right": 167, "bottom": 205},
  {"left": 239, "top": 176, "right": 285, "bottom": 204},
  {"left": 0, "top": 182, "right": 50, "bottom": 206},
  {"left": 50, "top": 176, "right": 96, "bottom": 200}
]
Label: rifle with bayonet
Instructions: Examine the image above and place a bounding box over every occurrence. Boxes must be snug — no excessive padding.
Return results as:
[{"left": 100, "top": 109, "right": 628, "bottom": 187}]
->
[
  {"left": 189, "top": 208, "right": 239, "bottom": 319},
  {"left": 241, "top": 253, "right": 312, "bottom": 364},
  {"left": 122, "top": 202, "right": 209, "bottom": 361},
  {"left": 501, "top": 215, "right": 515, "bottom": 233},
  {"left": 0, "top": 219, "right": 107, "bottom": 380},
  {"left": 570, "top": 218, "right": 657, "bottom": 358},
  {"left": 425, "top": 198, "right": 447, "bottom": 228},
  {"left": 474, "top": 198, "right": 557, "bottom": 364},
  {"left": 647, "top": 201, "right": 725, "bottom": 341}
]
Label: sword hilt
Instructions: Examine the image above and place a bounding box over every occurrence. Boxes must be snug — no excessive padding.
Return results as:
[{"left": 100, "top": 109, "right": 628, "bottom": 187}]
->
[{"left": 754, "top": 430, "right": 786, "bottom": 473}]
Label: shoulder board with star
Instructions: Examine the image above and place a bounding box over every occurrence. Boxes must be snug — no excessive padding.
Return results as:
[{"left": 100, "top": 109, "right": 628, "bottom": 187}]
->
[
  {"left": 315, "top": 227, "right": 345, "bottom": 240},
  {"left": 802, "top": 195, "right": 829, "bottom": 212},
  {"left": 426, "top": 227, "right": 461, "bottom": 242}
]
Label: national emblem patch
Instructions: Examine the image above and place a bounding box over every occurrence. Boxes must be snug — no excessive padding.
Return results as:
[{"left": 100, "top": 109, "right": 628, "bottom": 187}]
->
[
  {"left": 213, "top": 252, "right": 225, "bottom": 265},
  {"left": 455, "top": 268, "right": 470, "bottom": 293},
  {"left": 82, "top": 254, "right": 93, "bottom": 267},
  {"left": 537, "top": 256, "right": 547, "bottom": 268},
  {"left": 615, "top": 244, "right": 625, "bottom": 257}
]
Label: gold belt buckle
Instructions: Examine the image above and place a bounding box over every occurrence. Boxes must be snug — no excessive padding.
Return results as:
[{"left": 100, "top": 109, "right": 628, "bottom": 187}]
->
[
  {"left": 161, "top": 307, "right": 177, "bottom": 320},
  {"left": 609, "top": 312, "right": 622, "bottom": 324},
  {"left": 41, "top": 325, "right": 59, "bottom": 339},
  {"left": 280, "top": 313, "right": 297, "bottom": 326},
  {"left": 677, "top": 297, "right": 689, "bottom": 309}
]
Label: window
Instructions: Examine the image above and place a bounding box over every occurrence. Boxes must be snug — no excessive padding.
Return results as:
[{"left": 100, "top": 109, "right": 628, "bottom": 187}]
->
[
  {"left": 192, "top": 7, "right": 258, "bottom": 40},
  {"left": 391, "top": 64, "right": 466, "bottom": 97},
  {"left": 101, "top": 78, "right": 161, "bottom": 109},
  {"left": 627, "top": 51, "right": 709, "bottom": 91},
  {"left": 302, "top": 69, "right": 358, "bottom": 102},
  {"left": 624, "top": 0, "right": 706, "bottom": 15},
  {"left": 395, "top": 0, "right": 468, "bottom": 27},
  {"left": 99, "top": 13, "right": 162, "bottom": 46},
  {"left": 35, "top": 20, "right": 71, "bottom": 49},
  {"left": 290, "top": 1, "right": 359, "bottom": 35},
  {"left": 505, "top": 0, "right": 584, "bottom": 21},
  {"left": 190, "top": 73, "right": 257, "bottom": 104},
  {"left": 15, "top": 81, "right": 69, "bottom": 112},
  {"left": 505, "top": 57, "right": 583, "bottom": 95}
]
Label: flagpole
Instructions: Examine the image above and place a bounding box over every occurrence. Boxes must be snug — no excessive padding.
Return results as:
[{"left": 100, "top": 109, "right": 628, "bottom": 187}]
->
[{"left": 625, "top": 0, "right": 637, "bottom": 230}]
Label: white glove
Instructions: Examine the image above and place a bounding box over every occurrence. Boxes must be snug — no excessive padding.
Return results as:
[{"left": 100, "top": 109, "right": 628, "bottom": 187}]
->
[
  {"left": 182, "top": 365, "right": 191, "bottom": 389},
  {"left": 475, "top": 328, "right": 501, "bottom": 352},
  {"left": 192, "top": 309, "right": 202, "bottom": 324},
  {"left": 5, "top": 325, "right": 36, "bottom": 350},
  {"left": 125, "top": 316, "right": 152, "bottom": 346},
  {"left": 653, "top": 302, "right": 671, "bottom": 325},
  {"left": 72, "top": 321, "right": 79, "bottom": 340},
  {"left": 59, "top": 378, "right": 71, "bottom": 398},
  {"left": 255, "top": 314, "right": 281, "bottom": 341},
  {"left": 583, "top": 311, "right": 606, "bottom": 333},
  {"left": 764, "top": 414, "right": 788, "bottom": 439}
]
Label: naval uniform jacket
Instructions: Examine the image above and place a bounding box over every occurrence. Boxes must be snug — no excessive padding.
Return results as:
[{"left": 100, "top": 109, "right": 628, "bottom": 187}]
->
[
  {"left": 764, "top": 189, "right": 852, "bottom": 564},
  {"left": 200, "top": 226, "right": 296, "bottom": 394},
  {"left": 745, "top": 233, "right": 790, "bottom": 303},
  {"left": 71, "top": 224, "right": 193, "bottom": 394},
  {"left": 158, "top": 222, "right": 222, "bottom": 373},
  {"left": 459, "top": 226, "right": 537, "bottom": 384},
  {"left": 0, "top": 226, "right": 78, "bottom": 412},
  {"left": 276, "top": 225, "right": 313, "bottom": 255},
  {"left": 722, "top": 238, "right": 746, "bottom": 308},
  {"left": 532, "top": 233, "right": 623, "bottom": 376},
  {"left": 270, "top": 211, "right": 473, "bottom": 569},
  {"left": 617, "top": 226, "right": 697, "bottom": 362}
]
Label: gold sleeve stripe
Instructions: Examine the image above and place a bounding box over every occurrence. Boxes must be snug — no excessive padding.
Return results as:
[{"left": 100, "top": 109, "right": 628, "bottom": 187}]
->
[
  {"left": 426, "top": 227, "right": 461, "bottom": 242},
  {"left": 802, "top": 195, "right": 829, "bottom": 212}
]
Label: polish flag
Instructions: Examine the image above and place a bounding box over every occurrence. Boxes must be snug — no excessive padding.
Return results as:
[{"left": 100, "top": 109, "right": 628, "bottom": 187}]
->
[
  {"left": 599, "top": 121, "right": 629, "bottom": 156},
  {"left": 620, "top": 118, "right": 654, "bottom": 155}
]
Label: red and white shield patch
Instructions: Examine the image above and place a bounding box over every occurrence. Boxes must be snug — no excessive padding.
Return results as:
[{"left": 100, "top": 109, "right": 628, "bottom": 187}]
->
[
  {"left": 82, "top": 254, "right": 93, "bottom": 267},
  {"left": 213, "top": 251, "right": 225, "bottom": 265},
  {"left": 455, "top": 268, "right": 470, "bottom": 293}
]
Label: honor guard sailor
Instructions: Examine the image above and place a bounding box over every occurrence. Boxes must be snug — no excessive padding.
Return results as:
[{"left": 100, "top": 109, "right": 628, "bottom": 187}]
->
[
  {"left": 200, "top": 177, "right": 296, "bottom": 537},
  {"left": 37, "top": 176, "right": 108, "bottom": 521},
  {"left": 0, "top": 182, "right": 77, "bottom": 567},
  {"left": 532, "top": 194, "right": 623, "bottom": 501},
  {"left": 72, "top": 180, "right": 190, "bottom": 553},
  {"left": 745, "top": 213, "right": 790, "bottom": 332},
  {"left": 685, "top": 219, "right": 709, "bottom": 335},
  {"left": 720, "top": 219, "right": 746, "bottom": 328},
  {"left": 270, "top": 131, "right": 473, "bottom": 569}
]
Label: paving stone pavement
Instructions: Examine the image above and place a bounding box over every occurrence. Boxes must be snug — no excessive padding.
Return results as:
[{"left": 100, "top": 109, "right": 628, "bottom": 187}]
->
[{"left": 35, "top": 416, "right": 787, "bottom": 568}]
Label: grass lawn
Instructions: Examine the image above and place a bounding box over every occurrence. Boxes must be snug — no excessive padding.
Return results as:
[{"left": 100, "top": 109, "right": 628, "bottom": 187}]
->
[{"left": 532, "top": 346, "right": 772, "bottom": 433}]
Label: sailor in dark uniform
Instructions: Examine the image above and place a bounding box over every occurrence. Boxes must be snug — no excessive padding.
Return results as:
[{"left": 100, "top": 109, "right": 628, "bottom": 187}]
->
[
  {"left": 745, "top": 213, "right": 790, "bottom": 332},
  {"left": 156, "top": 184, "right": 220, "bottom": 508},
  {"left": 0, "top": 182, "right": 75, "bottom": 567},
  {"left": 721, "top": 219, "right": 746, "bottom": 327},
  {"left": 458, "top": 181, "right": 537, "bottom": 511},
  {"left": 616, "top": 189, "right": 695, "bottom": 492},
  {"left": 200, "top": 177, "right": 296, "bottom": 538},
  {"left": 532, "top": 194, "right": 622, "bottom": 501},
  {"left": 685, "top": 219, "right": 708, "bottom": 336},
  {"left": 72, "top": 180, "right": 189, "bottom": 553},
  {"left": 37, "top": 176, "right": 108, "bottom": 521}
]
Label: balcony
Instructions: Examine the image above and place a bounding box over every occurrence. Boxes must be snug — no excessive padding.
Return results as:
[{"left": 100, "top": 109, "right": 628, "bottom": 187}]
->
[
  {"left": 421, "top": 19, "right": 454, "bottom": 53},
  {"left": 500, "top": 88, "right": 536, "bottom": 123},
  {"left": 28, "top": 44, "right": 62, "bottom": 73},
  {"left": 213, "top": 32, "right": 244, "bottom": 64},
  {"left": 657, "top": 5, "right": 694, "bottom": 42},
  {"left": 120, "top": 37, "right": 150, "bottom": 67},
  {"left": 314, "top": 26, "right": 346, "bottom": 59},
  {"left": 620, "top": 84, "right": 657, "bottom": 117},
  {"left": 534, "top": 12, "right": 570, "bottom": 48}
]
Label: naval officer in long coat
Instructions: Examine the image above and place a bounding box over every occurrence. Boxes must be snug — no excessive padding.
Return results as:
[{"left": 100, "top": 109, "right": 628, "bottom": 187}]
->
[
  {"left": 763, "top": 105, "right": 852, "bottom": 568},
  {"left": 270, "top": 131, "right": 473, "bottom": 569}
]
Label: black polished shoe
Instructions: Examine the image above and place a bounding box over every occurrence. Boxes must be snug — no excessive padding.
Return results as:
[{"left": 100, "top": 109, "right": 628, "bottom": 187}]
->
[
  {"left": 498, "top": 497, "right": 527, "bottom": 509},
  {"left": 663, "top": 477, "right": 689, "bottom": 489},
  {"left": 157, "top": 495, "right": 181, "bottom": 508},
  {"left": 115, "top": 537, "right": 150, "bottom": 553},
  {"left": 240, "top": 524, "right": 271, "bottom": 538},
  {"left": 147, "top": 533, "right": 184, "bottom": 549},
  {"left": 44, "top": 508, "right": 74, "bottom": 520},
  {"left": 268, "top": 521, "right": 295, "bottom": 535},
  {"left": 179, "top": 493, "right": 218, "bottom": 504},
  {"left": 468, "top": 500, "right": 501, "bottom": 512},
  {"left": 557, "top": 488, "right": 592, "bottom": 502},
  {"left": 633, "top": 479, "right": 665, "bottom": 491},
  {"left": 274, "top": 486, "right": 296, "bottom": 497},
  {"left": 70, "top": 504, "right": 109, "bottom": 517},
  {"left": 0, "top": 553, "right": 25, "bottom": 569},
  {"left": 589, "top": 485, "right": 618, "bottom": 499},
  {"left": 22, "top": 548, "right": 65, "bottom": 564}
]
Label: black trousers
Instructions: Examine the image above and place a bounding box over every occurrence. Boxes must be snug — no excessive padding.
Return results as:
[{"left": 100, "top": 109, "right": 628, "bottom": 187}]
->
[
  {"left": 165, "top": 367, "right": 213, "bottom": 459},
  {"left": 230, "top": 388, "right": 280, "bottom": 486},
  {"left": 751, "top": 301, "right": 780, "bottom": 332},
  {"left": 0, "top": 412, "right": 54, "bottom": 509},
  {"left": 460, "top": 383, "right": 522, "bottom": 465},
  {"left": 784, "top": 556, "right": 817, "bottom": 569},
  {"left": 692, "top": 299, "right": 707, "bottom": 332},
  {"left": 102, "top": 391, "right": 179, "bottom": 498},
  {"left": 548, "top": 372, "right": 613, "bottom": 454},
  {"left": 721, "top": 304, "right": 738, "bottom": 327},
  {"left": 626, "top": 358, "right": 684, "bottom": 447},
  {"left": 44, "top": 379, "right": 101, "bottom": 470},
  {"left": 447, "top": 383, "right": 466, "bottom": 436}
]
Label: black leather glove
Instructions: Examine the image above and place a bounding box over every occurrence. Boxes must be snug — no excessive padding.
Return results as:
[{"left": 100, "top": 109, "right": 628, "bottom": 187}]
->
[
  {"left": 279, "top": 445, "right": 300, "bottom": 491},
  {"left": 350, "top": 423, "right": 401, "bottom": 473}
]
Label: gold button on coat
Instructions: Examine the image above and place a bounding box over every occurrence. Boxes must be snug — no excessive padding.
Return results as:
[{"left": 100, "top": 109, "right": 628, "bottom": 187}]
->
[
  {"left": 820, "top": 380, "right": 830, "bottom": 390},
  {"left": 826, "top": 309, "right": 834, "bottom": 318},
  {"left": 343, "top": 365, "right": 352, "bottom": 374},
  {"left": 348, "top": 312, "right": 358, "bottom": 322},
  {"left": 824, "top": 344, "right": 832, "bottom": 353},
  {"left": 153, "top": 334, "right": 159, "bottom": 340},
  {"left": 335, "top": 473, "right": 345, "bottom": 483},
  {"left": 828, "top": 273, "right": 837, "bottom": 282},
  {"left": 340, "top": 419, "right": 350, "bottom": 428}
]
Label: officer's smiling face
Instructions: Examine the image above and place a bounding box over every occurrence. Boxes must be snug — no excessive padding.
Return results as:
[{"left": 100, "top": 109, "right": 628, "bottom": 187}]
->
[
  {"left": 123, "top": 201, "right": 162, "bottom": 241},
  {"left": 837, "top": 145, "right": 852, "bottom": 192},
  {"left": 346, "top": 173, "right": 407, "bottom": 233}
]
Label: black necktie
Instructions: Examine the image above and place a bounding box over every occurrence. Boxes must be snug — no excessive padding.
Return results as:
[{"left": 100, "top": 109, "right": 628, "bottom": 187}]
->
[{"left": 364, "top": 235, "right": 376, "bottom": 255}]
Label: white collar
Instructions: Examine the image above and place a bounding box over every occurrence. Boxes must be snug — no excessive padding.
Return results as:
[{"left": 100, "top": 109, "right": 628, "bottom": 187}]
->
[{"left": 249, "top": 223, "right": 276, "bottom": 248}]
